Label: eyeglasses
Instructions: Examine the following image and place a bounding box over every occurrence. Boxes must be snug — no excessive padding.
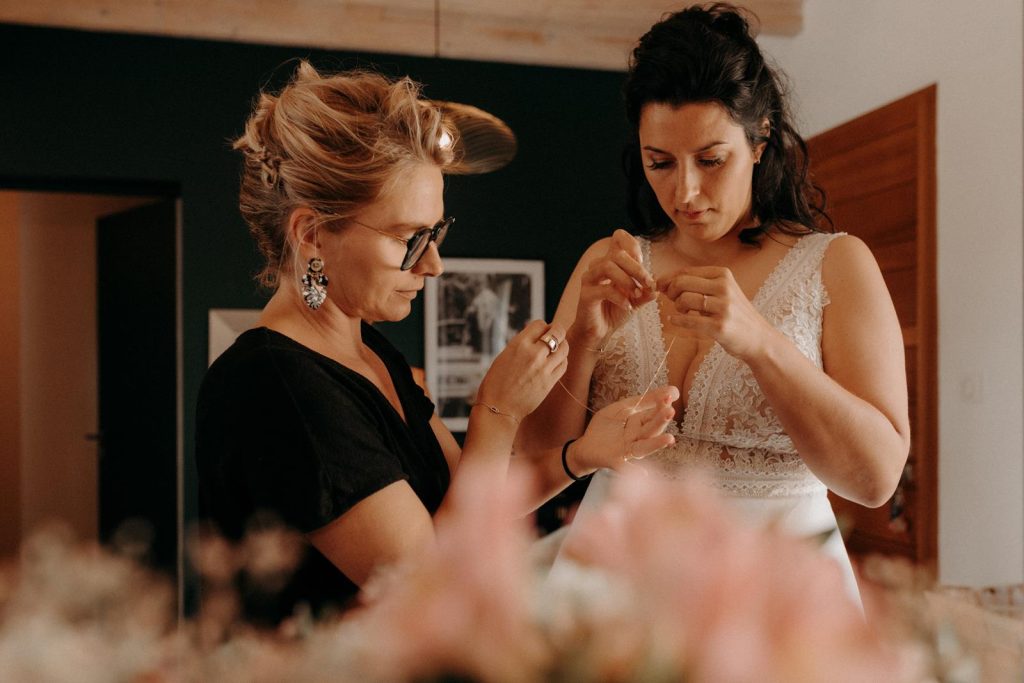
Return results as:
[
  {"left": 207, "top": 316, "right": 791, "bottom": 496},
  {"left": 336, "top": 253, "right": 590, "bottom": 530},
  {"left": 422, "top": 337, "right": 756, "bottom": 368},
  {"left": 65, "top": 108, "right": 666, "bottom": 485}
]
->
[{"left": 350, "top": 216, "right": 454, "bottom": 270}]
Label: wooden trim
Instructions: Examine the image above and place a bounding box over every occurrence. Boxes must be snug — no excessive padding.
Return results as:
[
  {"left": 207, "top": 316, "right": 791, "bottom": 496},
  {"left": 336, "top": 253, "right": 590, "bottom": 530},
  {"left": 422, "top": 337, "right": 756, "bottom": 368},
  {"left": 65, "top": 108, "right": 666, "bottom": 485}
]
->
[
  {"left": 0, "top": 193, "right": 22, "bottom": 558},
  {"left": 812, "top": 84, "right": 938, "bottom": 569},
  {"left": 0, "top": 0, "right": 803, "bottom": 70},
  {"left": 902, "top": 326, "right": 918, "bottom": 347},
  {"left": 914, "top": 84, "right": 939, "bottom": 573}
]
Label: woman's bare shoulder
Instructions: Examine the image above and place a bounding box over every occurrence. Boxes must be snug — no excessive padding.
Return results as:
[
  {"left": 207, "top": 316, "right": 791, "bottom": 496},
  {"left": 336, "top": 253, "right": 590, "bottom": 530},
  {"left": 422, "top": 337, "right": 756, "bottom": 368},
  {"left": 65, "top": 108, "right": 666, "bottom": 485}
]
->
[
  {"left": 818, "top": 233, "right": 889, "bottom": 304},
  {"left": 821, "top": 233, "right": 877, "bottom": 271}
]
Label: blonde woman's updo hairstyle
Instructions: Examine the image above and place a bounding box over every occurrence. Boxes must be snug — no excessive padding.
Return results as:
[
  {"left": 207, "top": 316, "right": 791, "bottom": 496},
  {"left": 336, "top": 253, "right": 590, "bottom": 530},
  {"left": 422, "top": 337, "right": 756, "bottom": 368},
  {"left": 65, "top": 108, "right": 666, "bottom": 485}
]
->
[{"left": 233, "top": 60, "right": 457, "bottom": 288}]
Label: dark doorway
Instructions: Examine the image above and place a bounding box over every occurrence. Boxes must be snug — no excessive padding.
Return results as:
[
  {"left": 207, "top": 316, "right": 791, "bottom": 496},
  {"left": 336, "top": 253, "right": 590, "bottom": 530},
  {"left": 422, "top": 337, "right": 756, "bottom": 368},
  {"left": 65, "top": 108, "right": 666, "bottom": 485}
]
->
[{"left": 97, "top": 199, "right": 179, "bottom": 577}]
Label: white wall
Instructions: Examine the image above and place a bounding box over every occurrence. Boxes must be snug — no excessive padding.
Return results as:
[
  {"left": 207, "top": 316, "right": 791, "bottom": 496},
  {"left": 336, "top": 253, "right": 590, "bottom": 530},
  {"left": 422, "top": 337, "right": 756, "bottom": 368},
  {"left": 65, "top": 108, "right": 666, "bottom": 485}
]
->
[{"left": 760, "top": 1, "right": 1024, "bottom": 586}]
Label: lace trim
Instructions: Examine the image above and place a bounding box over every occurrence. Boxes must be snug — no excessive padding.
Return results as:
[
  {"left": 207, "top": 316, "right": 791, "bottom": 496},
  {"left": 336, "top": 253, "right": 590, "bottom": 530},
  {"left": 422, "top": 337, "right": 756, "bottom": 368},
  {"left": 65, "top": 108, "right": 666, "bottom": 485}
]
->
[
  {"left": 589, "top": 232, "right": 843, "bottom": 497},
  {"left": 588, "top": 317, "right": 642, "bottom": 412},
  {"left": 644, "top": 442, "right": 828, "bottom": 498}
]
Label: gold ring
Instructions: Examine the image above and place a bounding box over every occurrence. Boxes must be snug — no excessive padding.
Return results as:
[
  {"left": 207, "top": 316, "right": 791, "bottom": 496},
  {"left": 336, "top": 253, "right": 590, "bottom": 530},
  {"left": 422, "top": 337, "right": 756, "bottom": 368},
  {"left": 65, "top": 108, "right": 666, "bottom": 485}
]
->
[
  {"left": 539, "top": 334, "right": 559, "bottom": 354},
  {"left": 702, "top": 294, "right": 709, "bottom": 313}
]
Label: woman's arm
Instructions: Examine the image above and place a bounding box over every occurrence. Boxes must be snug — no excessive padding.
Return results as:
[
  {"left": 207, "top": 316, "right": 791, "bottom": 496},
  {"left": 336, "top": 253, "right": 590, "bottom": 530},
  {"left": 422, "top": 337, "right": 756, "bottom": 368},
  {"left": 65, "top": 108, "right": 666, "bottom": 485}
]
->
[
  {"left": 659, "top": 235, "right": 909, "bottom": 507},
  {"left": 433, "top": 382, "right": 677, "bottom": 514},
  {"left": 511, "top": 384, "right": 678, "bottom": 509},
  {"left": 310, "top": 319, "right": 566, "bottom": 586},
  {"left": 755, "top": 235, "right": 909, "bottom": 506},
  {"left": 518, "top": 231, "right": 657, "bottom": 453},
  {"left": 308, "top": 480, "right": 435, "bottom": 586},
  {"left": 309, "top": 378, "right": 678, "bottom": 587}
]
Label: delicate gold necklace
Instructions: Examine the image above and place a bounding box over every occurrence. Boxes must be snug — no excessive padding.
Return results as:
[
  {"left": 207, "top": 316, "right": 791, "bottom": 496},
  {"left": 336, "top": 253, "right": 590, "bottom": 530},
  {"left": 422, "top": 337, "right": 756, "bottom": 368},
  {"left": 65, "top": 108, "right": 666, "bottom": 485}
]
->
[{"left": 555, "top": 306, "right": 677, "bottom": 416}]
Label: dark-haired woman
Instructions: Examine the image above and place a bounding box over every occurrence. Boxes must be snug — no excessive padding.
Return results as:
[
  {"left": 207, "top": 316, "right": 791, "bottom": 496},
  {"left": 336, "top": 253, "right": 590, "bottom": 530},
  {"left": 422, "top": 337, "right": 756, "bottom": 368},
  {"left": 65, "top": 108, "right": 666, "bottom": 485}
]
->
[{"left": 520, "top": 4, "right": 909, "bottom": 600}]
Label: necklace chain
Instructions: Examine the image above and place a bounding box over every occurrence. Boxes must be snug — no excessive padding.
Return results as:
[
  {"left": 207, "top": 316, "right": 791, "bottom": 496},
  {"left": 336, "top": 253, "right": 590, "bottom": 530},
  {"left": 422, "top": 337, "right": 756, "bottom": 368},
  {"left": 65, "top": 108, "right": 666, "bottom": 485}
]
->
[{"left": 555, "top": 309, "right": 677, "bottom": 417}]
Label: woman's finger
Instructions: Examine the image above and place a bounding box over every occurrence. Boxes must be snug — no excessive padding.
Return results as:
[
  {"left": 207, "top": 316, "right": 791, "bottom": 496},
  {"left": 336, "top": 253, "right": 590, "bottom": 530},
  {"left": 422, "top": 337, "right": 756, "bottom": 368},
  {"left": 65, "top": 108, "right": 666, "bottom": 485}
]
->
[
  {"left": 658, "top": 274, "right": 714, "bottom": 301},
  {"left": 532, "top": 322, "right": 569, "bottom": 361},
  {"left": 607, "top": 249, "right": 655, "bottom": 292},
  {"left": 622, "top": 402, "right": 672, "bottom": 440},
  {"left": 587, "top": 282, "right": 633, "bottom": 310},
  {"left": 670, "top": 291, "right": 711, "bottom": 315},
  {"left": 544, "top": 334, "right": 570, "bottom": 368},
  {"left": 585, "top": 258, "right": 641, "bottom": 296},
  {"left": 640, "top": 410, "right": 674, "bottom": 442},
  {"left": 609, "top": 228, "right": 644, "bottom": 265},
  {"left": 542, "top": 322, "right": 567, "bottom": 344},
  {"left": 674, "top": 264, "right": 730, "bottom": 280},
  {"left": 519, "top": 318, "right": 550, "bottom": 338},
  {"left": 625, "top": 433, "right": 676, "bottom": 460},
  {"left": 619, "top": 384, "right": 680, "bottom": 413},
  {"left": 668, "top": 313, "right": 711, "bottom": 329},
  {"left": 657, "top": 277, "right": 685, "bottom": 302},
  {"left": 511, "top": 319, "right": 558, "bottom": 354},
  {"left": 632, "top": 286, "right": 659, "bottom": 307},
  {"left": 550, "top": 352, "right": 569, "bottom": 380}
]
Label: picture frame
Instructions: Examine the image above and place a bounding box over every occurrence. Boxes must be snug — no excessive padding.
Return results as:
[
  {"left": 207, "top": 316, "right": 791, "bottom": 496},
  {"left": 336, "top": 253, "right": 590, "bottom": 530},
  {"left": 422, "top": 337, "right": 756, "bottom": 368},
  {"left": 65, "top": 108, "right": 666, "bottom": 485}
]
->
[
  {"left": 207, "top": 308, "right": 261, "bottom": 365},
  {"left": 424, "top": 258, "right": 545, "bottom": 431}
]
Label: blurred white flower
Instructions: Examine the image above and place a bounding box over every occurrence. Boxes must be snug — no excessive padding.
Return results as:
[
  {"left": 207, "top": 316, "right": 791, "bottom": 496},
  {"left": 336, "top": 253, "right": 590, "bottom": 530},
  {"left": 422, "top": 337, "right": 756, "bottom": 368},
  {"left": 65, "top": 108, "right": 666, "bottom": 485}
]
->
[{"left": 0, "top": 474, "right": 1017, "bottom": 681}]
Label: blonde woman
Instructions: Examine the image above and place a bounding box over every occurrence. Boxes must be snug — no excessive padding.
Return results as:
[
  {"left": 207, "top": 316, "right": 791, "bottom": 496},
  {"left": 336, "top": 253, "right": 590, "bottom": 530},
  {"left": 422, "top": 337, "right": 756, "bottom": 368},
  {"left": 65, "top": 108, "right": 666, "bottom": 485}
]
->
[{"left": 195, "top": 62, "right": 677, "bottom": 624}]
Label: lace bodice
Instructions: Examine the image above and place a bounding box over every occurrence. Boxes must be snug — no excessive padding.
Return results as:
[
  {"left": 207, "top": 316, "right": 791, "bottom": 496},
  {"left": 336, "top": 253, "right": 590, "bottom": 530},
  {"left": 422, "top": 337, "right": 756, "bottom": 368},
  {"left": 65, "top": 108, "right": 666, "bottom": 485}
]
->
[{"left": 589, "top": 232, "right": 844, "bottom": 497}]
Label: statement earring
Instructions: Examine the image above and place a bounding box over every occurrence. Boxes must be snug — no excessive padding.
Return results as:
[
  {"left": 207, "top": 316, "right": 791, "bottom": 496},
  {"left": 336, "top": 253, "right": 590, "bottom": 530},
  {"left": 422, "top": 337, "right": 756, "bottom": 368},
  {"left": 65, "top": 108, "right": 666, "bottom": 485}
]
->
[{"left": 301, "top": 257, "right": 329, "bottom": 310}]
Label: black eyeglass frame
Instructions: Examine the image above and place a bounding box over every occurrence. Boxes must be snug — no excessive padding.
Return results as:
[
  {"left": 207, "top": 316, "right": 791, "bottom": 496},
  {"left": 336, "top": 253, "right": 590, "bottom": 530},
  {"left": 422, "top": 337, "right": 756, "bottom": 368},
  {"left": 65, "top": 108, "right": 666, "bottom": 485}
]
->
[{"left": 350, "top": 216, "right": 454, "bottom": 270}]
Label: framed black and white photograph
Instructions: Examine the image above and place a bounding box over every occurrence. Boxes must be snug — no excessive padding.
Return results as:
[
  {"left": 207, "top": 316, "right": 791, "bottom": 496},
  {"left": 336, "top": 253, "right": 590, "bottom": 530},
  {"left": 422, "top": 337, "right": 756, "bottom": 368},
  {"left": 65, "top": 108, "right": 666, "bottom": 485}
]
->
[{"left": 424, "top": 258, "right": 544, "bottom": 431}]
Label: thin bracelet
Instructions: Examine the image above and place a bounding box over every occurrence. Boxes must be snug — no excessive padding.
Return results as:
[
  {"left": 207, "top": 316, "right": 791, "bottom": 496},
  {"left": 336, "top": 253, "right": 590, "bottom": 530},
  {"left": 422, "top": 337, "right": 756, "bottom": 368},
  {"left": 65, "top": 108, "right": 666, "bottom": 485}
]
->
[
  {"left": 470, "top": 401, "right": 520, "bottom": 424},
  {"left": 582, "top": 336, "right": 610, "bottom": 354},
  {"left": 561, "top": 438, "right": 590, "bottom": 482}
]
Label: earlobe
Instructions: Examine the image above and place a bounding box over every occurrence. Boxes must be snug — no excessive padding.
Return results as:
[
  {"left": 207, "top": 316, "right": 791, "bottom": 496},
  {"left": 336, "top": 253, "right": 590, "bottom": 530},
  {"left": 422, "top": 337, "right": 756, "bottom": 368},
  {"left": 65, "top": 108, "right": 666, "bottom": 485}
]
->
[
  {"left": 754, "top": 118, "right": 770, "bottom": 164},
  {"left": 753, "top": 141, "right": 767, "bottom": 165}
]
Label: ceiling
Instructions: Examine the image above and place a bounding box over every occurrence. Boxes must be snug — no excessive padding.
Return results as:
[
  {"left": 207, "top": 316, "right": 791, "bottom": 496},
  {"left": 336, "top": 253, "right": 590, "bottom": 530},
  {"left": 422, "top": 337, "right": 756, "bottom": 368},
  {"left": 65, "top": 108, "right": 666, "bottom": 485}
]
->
[{"left": 0, "top": 0, "right": 802, "bottom": 71}]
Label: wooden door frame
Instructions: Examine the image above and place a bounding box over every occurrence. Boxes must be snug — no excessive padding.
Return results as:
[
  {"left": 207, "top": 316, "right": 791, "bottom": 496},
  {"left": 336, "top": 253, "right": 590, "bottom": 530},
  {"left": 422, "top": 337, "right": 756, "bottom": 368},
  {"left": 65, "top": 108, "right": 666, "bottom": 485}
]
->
[
  {"left": 808, "top": 85, "right": 938, "bottom": 571},
  {"left": 914, "top": 85, "right": 938, "bottom": 570}
]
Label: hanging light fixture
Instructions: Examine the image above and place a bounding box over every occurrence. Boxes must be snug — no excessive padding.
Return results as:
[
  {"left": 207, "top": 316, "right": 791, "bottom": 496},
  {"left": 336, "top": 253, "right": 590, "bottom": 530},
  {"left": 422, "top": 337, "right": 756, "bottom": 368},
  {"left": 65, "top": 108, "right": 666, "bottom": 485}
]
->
[
  {"left": 437, "top": 100, "right": 518, "bottom": 174},
  {"left": 429, "top": 0, "right": 518, "bottom": 174}
]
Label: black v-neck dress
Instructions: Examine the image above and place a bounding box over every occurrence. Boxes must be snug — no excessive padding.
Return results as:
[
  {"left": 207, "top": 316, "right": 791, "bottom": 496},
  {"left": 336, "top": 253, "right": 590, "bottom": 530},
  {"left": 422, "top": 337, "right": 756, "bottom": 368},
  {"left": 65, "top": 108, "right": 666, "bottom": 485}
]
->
[{"left": 196, "top": 323, "right": 449, "bottom": 623}]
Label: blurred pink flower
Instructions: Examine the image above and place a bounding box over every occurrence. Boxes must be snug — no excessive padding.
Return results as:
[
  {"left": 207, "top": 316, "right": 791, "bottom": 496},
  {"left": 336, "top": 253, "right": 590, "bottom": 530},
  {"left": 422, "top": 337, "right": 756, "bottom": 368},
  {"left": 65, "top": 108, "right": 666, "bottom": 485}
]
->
[
  {"left": 1, "top": 472, "right": 1013, "bottom": 681},
  {"left": 558, "top": 471, "right": 925, "bottom": 682},
  {"left": 348, "top": 468, "right": 550, "bottom": 683}
]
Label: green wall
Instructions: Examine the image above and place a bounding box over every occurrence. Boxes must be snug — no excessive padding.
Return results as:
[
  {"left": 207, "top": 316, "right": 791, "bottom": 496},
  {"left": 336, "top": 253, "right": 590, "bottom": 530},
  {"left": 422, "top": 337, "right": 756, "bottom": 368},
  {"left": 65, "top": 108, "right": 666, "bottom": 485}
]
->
[{"left": 0, "top": 23, "right": 630, "bottom": 526}]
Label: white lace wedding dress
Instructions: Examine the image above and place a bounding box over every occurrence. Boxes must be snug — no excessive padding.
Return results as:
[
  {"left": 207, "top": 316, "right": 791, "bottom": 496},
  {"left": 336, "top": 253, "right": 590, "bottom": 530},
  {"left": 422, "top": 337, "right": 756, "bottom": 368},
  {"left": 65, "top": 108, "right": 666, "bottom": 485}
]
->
[{"left": 555, "top": 232, "right": 861, "bottom": 602}]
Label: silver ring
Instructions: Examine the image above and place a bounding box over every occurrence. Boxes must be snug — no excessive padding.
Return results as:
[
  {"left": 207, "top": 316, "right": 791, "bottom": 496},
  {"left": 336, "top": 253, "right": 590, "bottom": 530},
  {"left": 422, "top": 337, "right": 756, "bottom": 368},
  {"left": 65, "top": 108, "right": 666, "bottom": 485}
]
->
[{"left": 539, "top": 334, "right": 559, "bottom": 354}]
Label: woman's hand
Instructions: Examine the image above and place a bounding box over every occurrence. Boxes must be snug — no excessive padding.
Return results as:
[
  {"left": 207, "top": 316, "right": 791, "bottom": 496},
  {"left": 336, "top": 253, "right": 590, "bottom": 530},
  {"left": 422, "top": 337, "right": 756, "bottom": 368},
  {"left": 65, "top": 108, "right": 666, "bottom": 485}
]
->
[
  {"left": 657, "top": 266, "right": 776, "bottom": 362},
  {"left": 573, "top": 229, "right": 658, "bottom": 346},
  {"left": 474, "top": 320, "right": 569, "bottom": 421},
  {"left": 569, "top": 385, "right": 679, "bottom": 474}
]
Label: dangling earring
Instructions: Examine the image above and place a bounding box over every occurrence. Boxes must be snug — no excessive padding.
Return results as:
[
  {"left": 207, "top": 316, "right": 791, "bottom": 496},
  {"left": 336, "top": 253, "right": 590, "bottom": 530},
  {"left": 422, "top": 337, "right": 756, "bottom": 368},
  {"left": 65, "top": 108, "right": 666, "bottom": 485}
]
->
[{"left": 301, "top": 257, "right": 329, "bottom": 310}]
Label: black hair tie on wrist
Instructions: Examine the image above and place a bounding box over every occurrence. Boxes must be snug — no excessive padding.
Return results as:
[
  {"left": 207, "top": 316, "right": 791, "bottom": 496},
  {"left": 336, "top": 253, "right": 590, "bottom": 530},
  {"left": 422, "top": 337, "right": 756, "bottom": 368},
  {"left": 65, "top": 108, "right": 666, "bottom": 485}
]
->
[{"left": 561, "top": 438, "right": 589, "bottom": 482}]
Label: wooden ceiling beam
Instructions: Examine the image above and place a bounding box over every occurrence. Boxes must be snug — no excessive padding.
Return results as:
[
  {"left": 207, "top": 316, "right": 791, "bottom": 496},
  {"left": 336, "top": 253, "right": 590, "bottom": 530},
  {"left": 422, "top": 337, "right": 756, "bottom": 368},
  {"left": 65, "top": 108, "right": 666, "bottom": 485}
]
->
[{"left": 0, "top": 0, "right": 802, "bottom": 71}]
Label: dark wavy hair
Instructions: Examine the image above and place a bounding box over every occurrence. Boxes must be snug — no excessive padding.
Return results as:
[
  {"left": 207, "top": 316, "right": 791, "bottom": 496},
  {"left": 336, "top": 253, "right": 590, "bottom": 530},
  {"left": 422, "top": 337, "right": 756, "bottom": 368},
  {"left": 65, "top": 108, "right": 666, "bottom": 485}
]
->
[{"left": 623, "top": 3, "right": 831, "bottom": 243}]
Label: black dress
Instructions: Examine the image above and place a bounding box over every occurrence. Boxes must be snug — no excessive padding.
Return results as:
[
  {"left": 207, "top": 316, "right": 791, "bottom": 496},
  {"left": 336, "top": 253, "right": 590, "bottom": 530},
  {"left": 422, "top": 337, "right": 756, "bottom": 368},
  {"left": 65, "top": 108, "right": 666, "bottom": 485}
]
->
[{"left": 195, "top": 323, "right": 449, "bottom": 623}]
